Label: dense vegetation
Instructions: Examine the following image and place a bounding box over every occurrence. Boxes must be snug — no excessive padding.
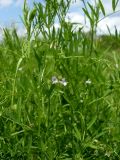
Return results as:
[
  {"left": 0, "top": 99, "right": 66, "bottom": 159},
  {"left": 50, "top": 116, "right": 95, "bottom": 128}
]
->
[{"left": 0, "top": 0, "right": 120, "bottom": 159}]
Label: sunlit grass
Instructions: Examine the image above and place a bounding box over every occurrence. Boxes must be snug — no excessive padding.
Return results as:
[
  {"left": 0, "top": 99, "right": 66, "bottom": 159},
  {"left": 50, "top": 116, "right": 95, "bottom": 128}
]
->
[{"left": 0, "top": 0, "right": 120, "bottom": 159}]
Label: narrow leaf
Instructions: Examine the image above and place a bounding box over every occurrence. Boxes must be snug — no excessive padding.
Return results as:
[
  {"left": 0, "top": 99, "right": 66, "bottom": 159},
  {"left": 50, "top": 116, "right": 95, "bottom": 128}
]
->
[
  {"left": 112, "top": 0, "right": 119, "bottom": 11},
  {"left": 98, "top": 0, "right": 105, "bottom": 16},
  {"left": 82, "top": 8, "right": 93, "bottom": 24},
  {"left": 29, "top": 8, "right": 37, "bottom": 22},
  {"left": 87, "top": 2, "right": 98, "bottom": 19},
  {"left": 115, "top": 25, "right": 118, "bottom": 39},
  {"left": 107, "top": 25, "right": 112, "bottom": 36},
  {"left": 73, "top": 124, "right": 81, "bottom": 141},
  {"left": 87, "top": 115, "right": 97, "bottom": 130},
  {"left": 16, "top": 57, "right": 23, "bottom": 72}
]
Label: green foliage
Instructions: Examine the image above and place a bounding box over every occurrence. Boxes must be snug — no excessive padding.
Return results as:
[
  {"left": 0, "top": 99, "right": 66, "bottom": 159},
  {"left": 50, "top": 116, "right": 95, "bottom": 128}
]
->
[
  {"left": 0, "top": 0, "right": 120, "bottom": 159},
  {"left": 112, "top": 0, "right": 119, "bottom": 11}
]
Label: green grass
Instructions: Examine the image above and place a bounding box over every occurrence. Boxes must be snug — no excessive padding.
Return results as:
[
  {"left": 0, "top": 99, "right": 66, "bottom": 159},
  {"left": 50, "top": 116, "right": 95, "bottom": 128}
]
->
[{"left": 0, "top": 0, "right": 120, "bottom": 159}]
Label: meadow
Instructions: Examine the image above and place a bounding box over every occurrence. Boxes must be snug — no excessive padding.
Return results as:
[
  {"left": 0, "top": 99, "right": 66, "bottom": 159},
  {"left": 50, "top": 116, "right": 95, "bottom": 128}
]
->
[{"left": 0, "top": 0, "right": 120, "bottom": 159}]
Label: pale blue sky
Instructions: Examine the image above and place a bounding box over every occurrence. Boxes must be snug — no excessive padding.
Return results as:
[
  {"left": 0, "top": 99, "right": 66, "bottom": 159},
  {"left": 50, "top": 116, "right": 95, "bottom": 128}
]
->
[
  {"left": 0, "top": 0, "right": 80, "bottom": 25},
  {"left": 0, "top": 0, "right": 36, "bottom": 25},
  {"left": 0, "top": 0, "right": 120, "bottom": 36}
]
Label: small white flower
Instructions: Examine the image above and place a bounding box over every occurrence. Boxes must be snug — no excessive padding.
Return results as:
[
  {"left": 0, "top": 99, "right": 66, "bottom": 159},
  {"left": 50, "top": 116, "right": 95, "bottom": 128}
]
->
[
  {"left": 51, "top": 76, "right": 58, "bottom": 84},
  {"left": 59, "top": 78, "right": 68, "bottom": 86},
  {"left": 85, "top": 79, "right": 92, "bottom": 84},
  {"left": 51, "top": 76, "right": 68, "bottom": 86}
]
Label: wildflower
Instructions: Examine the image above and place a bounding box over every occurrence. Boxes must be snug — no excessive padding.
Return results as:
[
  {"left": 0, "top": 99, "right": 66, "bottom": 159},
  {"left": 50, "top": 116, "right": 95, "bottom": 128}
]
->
[
  {"left": 85, "top": 79, "right": 91, "bottom": 85},
  {"left": 51, "top": 76, "right": 58, "bottom": 84},
  {"left": 51, "top": 76, "right": 68, "bottom": 86},
  {"left": 59, "top": 78, "right": 68, "bottom": 86}
]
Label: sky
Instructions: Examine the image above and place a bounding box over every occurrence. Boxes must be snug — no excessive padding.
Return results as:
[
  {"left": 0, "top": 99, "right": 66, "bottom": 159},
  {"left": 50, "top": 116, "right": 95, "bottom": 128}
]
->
[{"left": 0, "top": 0, "right": 120, "bottom": 38}]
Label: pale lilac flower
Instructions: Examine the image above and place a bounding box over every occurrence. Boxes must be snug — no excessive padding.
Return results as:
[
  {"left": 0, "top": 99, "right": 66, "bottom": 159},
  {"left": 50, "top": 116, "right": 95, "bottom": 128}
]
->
[
  {"left": 59, "top": 78, "right": 68, "bottom": 86},
  {"left": 51, "top": 76, "right": 58, "bottom": 84},
  {"left": 51, "top": 76, "right": 68, "bottom": 86}
]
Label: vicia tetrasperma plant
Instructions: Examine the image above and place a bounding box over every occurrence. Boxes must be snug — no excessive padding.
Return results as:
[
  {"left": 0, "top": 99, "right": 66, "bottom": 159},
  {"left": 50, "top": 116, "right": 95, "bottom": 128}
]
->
[{"left": 0, "top": 0, "right": 120, "bottom": 159}]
